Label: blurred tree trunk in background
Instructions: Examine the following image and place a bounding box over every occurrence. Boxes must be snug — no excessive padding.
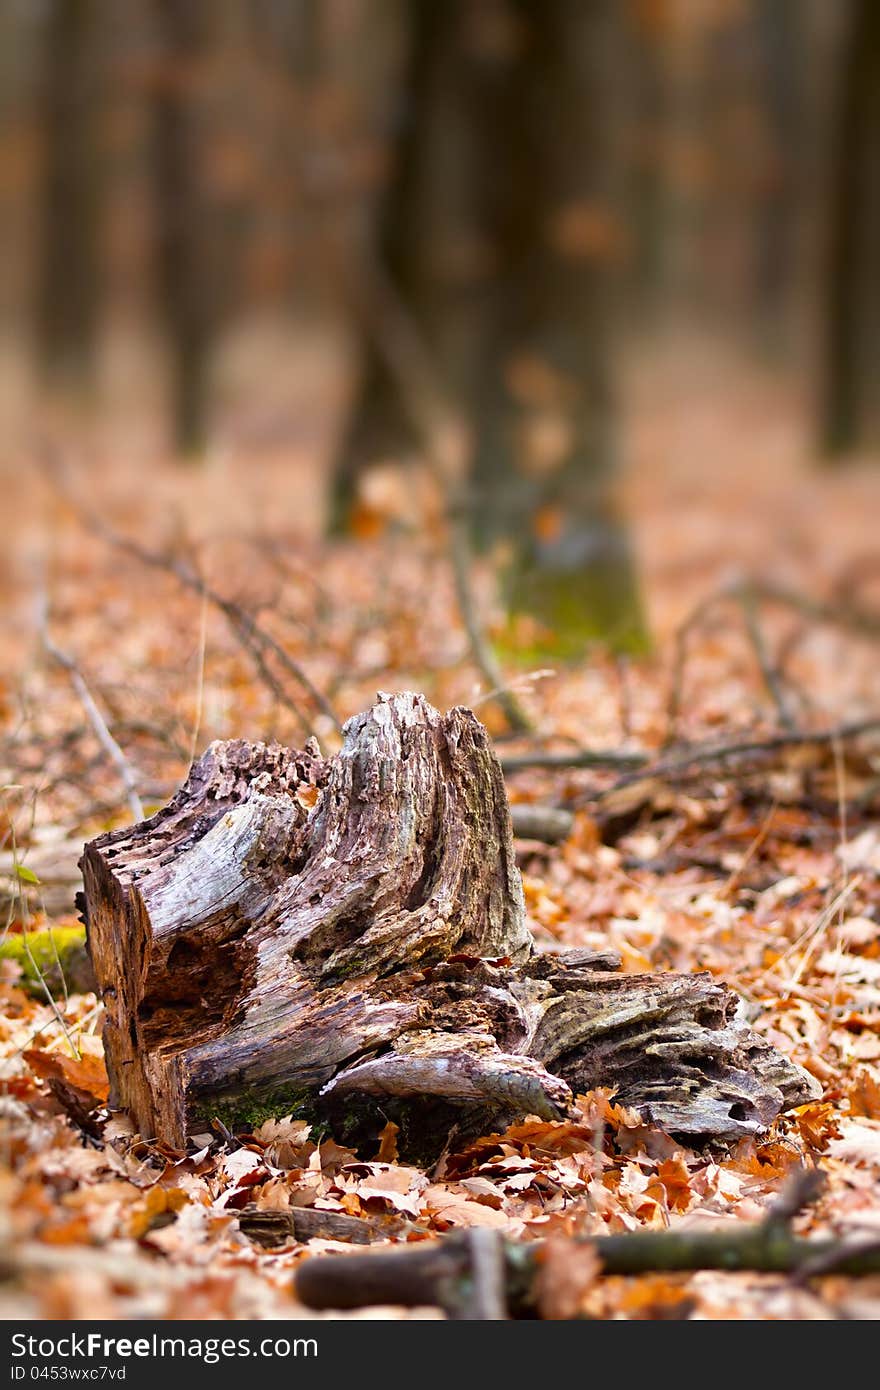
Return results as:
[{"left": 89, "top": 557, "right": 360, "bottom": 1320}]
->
[
  {"left": 488, "top": 0, "right": 644, "bottom": 655},
  {"left": 151, "top": 0, "right": 212, "bottom": 456},
  {"left": 36, "top": 0, "right": 101, "bottom": 389},
  {"left": 623, "top": 0, "right": 670, "bottom": 324},
  {"left": 0, "top": 2, "right": 42, "bottom": 413},
  {"left": 821, "top": 0, "right": 880, "bottom": 458},
  {"left": 327, "top": 0, "right": 487, "bottom": 534},
  {"left": 751, "top": 0, "right": 803, "bottom": 357},
  {"left": 332, "top": 0, "right": 646, "bottom": 655}
]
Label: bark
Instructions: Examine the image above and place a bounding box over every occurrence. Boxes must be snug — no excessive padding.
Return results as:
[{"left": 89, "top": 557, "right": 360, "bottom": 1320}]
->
[
  {"left": 151, "top": 0, "right": 213, "bottom": 455},
  {"left": 331, "top": 1, "right": 646, "bottom": 653},
  {"left": 330, "top": 0, "right": 511, "bottom": 532},
  {"left": 820, "top": 0, "right": 880, "bottom": 456},
  {"left": 36, "top": 0, "right": 101, "bottom": 386},
  {"left": 294, "top": 1224, "right": 880, "bottom": 1318},
  {"left": 80, "top": 692, "right": 818, "bottom": 1152}
]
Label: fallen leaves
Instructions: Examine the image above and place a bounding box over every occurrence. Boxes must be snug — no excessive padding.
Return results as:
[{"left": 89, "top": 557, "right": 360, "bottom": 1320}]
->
[
  {"left": 3, "top": 386, "right": 880, "bottom": 1318},
  {"left": 23, "top": 1048, "right": 109, "bottom": 1106}
]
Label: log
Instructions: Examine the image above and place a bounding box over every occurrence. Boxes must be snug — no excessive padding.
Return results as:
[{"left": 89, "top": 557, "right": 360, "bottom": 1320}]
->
[
  {"left": 238, "top": 1204, "right": 419, "bottom": 1248},
  {"left": 294, "top": 1225, "right": 880, "bottom": 1318},
  {"left": 80, "top": 692, "right": 819, "bottom": 1151}
]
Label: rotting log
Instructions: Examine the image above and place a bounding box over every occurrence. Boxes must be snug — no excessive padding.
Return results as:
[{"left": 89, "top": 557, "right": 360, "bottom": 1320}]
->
[{"left": 79, "top": 692, "right": 819, "bottom": 1151}]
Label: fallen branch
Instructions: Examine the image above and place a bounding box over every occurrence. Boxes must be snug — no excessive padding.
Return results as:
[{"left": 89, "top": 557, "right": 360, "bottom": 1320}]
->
[
  {"left": 295, "top": 1225, "right": 880, "bottom": 1318},
  {"left": 746, "top": 579, "right": 880, "bottom": 643},
  {"left": 739, "top": 584, "right": 796, "bottom": 731},
  {"left": 239, "top": 1204, "right": 419, "bottom": 1247},
  {"left": 449, "top": 520, "right": 535, "bottom": 735},
  {"left": 340, "top": 250, "right": 535, "bottom": 735},
  {"left": 501, "top": 747, "right": 648, "bottom": 774},
  {"left": 292, "top": 1168, "right": 879, "bottom": 1317},
  {"left": 509, "top": 803, "right": 575, "bottom": 844},
  {"left": 609, "top": 716, "right": 880, "bottom": 791},
  {"left": 666, "top": 577, "right": 880, "bottom": 741},
  {"left": 501, "top": 716, "right": 880, "bottom": 791}
]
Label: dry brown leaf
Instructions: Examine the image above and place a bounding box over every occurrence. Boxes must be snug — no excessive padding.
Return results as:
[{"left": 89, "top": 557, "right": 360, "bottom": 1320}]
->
[
  {"left": 24, "top": 1048, "right": 109, "bottom": 1105},
  {"left": 375, "top": 1120, "right": 400, "bottom": 1163},
  {"left": 828, "top": 1118, "right": 880, "bottom": 1168},
  {"left": 533, "top": 1236, "right": 601, "bottom": 1319}
]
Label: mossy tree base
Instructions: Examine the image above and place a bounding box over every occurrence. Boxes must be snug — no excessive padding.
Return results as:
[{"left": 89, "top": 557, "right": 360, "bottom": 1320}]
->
[
  {"left": 80, "top": 694, "right": 817, "bottom": 1152},
  {"left": 499, "top": 530, "right": 649, "bottom": 661}
]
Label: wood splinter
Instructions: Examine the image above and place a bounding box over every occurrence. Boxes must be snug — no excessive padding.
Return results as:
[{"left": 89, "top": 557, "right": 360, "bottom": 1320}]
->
[{"left": 80, "top": 692, "right": 819, "bottom": 1152}]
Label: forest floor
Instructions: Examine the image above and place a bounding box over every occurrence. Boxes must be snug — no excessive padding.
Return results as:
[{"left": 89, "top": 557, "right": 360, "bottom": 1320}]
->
[{"left": 3, "top": 336, "right": 880, "bottom": 1320}]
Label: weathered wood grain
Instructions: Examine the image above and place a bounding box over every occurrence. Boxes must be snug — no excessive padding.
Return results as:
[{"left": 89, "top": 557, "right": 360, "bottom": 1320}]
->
[{"left": 80, "top": 692, "right": 819, "bottom": 1150}]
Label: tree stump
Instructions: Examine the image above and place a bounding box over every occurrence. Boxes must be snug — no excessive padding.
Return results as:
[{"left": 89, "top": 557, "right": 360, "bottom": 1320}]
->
[{"left": 80, "top": 692, "right": 819, "bottom": 1151}]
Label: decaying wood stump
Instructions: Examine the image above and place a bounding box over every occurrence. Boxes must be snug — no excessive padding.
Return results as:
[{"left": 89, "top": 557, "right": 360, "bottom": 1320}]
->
[{"left": 80, "top": 692, "right": 819, "bottom": 1151}]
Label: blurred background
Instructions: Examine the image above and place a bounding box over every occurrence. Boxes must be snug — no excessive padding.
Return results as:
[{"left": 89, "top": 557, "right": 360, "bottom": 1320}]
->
[{"left": 1, "top": 0, "right": 879, "bottom": 664}]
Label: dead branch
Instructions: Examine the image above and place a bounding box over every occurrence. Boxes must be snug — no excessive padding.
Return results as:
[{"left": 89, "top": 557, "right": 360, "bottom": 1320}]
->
[
  {"left": 607, "top": 716, "right": 880, "bottom": 791},
  {"left": 501, "top": 748, "right": 648, "bottom": 774},
  {"left": 238, "top": 1204, "right": 419, "bottom": 1247},
  {"left": 294, "top": 1208, "right": 880, "bottom": 1318},
  {"left": 501, "top": 717, "right": 880, "bottom": 792},
  {"left": 342, "top": 250, "right": 535, "bottom": 735},
  {"left": 666, "top": 576, "right": 880, "bottom": 742},
  {"left": 509, "top": 803, "right": 575, "bottom": 844},
  {"left": 739, "top": 584, "right": 796, "bottom": 730},
  {"left": 449, "top": 519, "right": 535, "bottom": 734}
]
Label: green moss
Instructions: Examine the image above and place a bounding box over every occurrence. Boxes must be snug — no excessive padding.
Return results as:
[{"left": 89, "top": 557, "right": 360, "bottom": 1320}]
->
[
  {"left": 191, "top": 1085, "right": 320, "bottom": 1136},
  {"left": 0, "top": 926, "right": 94, "bottom": 997},
  {"left": 499, "top": 558, "right": 650, "bottom": 661}
]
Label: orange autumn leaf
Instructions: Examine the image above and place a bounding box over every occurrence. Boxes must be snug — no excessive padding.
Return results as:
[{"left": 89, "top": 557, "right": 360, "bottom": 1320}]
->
[
  {"left": 129, "top": 1184, "right": 189, "bottom": 1239},
  {"left": 847, "top": 1068, "right": 880, "bottom": 1121},
  {"left": 647, "top": 1157, "right": 694, "bottom": 1213},
  {"left": 39, "top": 1215, "right": 95, "bottom": 1247},
  {"left": 617, "top": 1275, "right": 694, "bottom": 1319},
  {"left": 375, "top": 1120, "right": 400, "bottom": 1163},
  {"left": 24, "top": 1048, "right": 109, "bottom": 1105},
  {"left": 794, "top": 1101, "right": 841, "bottom": 1151}
]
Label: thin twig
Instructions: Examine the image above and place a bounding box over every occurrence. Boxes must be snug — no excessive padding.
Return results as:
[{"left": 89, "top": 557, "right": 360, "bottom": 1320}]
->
[
  {"left": 739, "top": 584, "right": 796, "bottom": 730},
  {"left": 450, "top": 521, "right": 535, "bottom": 734},
  {"left": 188, "top": 586, "right": 209, "bottom": 765},
  {"left": 764, "top": 1165, "right": 826, "bottom": 1229},
  {"left": 42, "top": 453, "right": 341, "bottom": 740},
  {"left": 41, "top": 624, "right": 144, "bottom": 822},
  {"left": 607, "top": 717, "right": 880, "bottom": 791},
  {"left": 747, "top": 579, "right": 880, "bottom": 642},
  {"left": 501, "top": 747, "right": 648, "bottom": 773},
  {"left": 666, "top": 575, "right": 880, "bottom": 746}
]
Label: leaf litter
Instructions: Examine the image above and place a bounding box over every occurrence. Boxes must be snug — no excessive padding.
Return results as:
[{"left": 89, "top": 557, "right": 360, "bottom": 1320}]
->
[{"left": 3, "top": 361, "right": 880, "bottom": 1317}]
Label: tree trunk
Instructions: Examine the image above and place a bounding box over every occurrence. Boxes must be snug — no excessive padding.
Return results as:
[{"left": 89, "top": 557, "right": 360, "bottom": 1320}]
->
[
  {"left": 151, "top": 0, "right": 213, "bottom": 456},
  {"left": 329, "top": 0, "right": 511, "bottom": 533},
  {"left": 80, "top": 693, "right": 817, "bottom": 1153},
  {"left": 331, "top": 1, "right": 646, "bottom": 654},
  {"left": 36, "top": 0, "right": 101, "bottom": 388},
  {"left": 820, "top": 0, "right": 880, "bottom": 457},
  {"left": 485, "top": 0, "right": 646, "bottom": 655}
]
